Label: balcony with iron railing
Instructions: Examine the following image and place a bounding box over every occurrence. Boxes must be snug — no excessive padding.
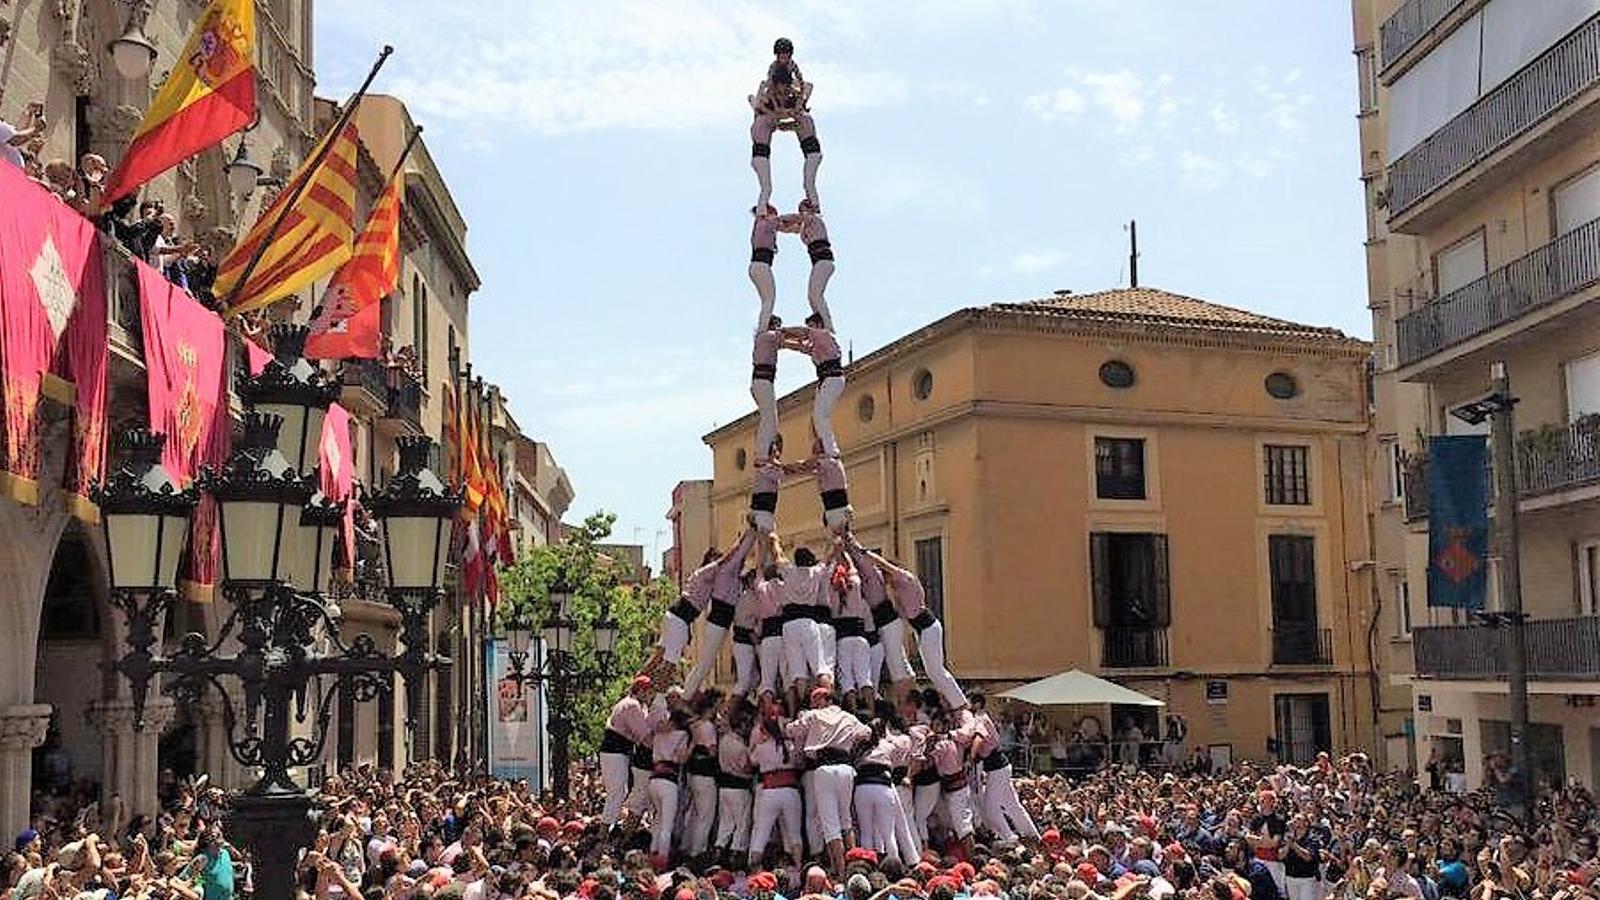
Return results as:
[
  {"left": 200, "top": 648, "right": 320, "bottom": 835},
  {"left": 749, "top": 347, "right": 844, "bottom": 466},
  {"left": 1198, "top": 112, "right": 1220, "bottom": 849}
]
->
[
  {"left": 1271, "top": 624, "right": 1333, "bottom": 666},
  {"left": 1379, "top": 0, "right": 1466, "bottom": 71},
  {"left": 1395, "top": 218, "right": 1600, "bottom": 368},
  {"left": 1415, "top": 615, "right": 1600, "bottom": 679},
  {"left": 1387, "top": 14, "right": 1600, "bottom": 225},
  {"left": 1398, "top": 420, "right": 1600, "bottom": 521},
  {"left": 1100, "top": 626, "right": 1169, "bottom": 670}
]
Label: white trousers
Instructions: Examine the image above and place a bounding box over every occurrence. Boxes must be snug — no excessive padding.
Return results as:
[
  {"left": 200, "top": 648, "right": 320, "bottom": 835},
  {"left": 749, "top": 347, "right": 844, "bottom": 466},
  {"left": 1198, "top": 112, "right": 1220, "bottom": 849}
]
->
[
  {"left": 781, "top": 618, "right": 823, "bottom": 686},
  {"left": 803, "top": 151, "right": 822, "bottom": 209},
  {"left": 715, "top": 786, "right": 752, "bottom": 853},
  {"left": 803, "top": 768, "right": 822, "bottom": 850},
  {"left": 817, "top": 621, "right": 836, "bottom": 679},
  {"left": 811, "top": 763, "right": 855, "bottom": 842},
  {"left": 758, "top": 634, "right": 785, "bottom": 697},
  {"left": 661, "top": 609, "right": 693, "bottom": 664},
  {"left": 916, "top": 618, "right": 965, "bottom": 710},
  {"left": 808, "top": 260, "right": 835, "bottom": 332},
  {"left": 600, "top": 752, "right": 632, "bottom": 825},
  {"left": 752, "top": 158, "right": 772, "bottom": 219},
  {"left": 683, "top": 773, "right": 718, "bottom": 856},
  {"left": 626, "top": 766, "right": 653, "bottom": 817},
  {"left": 813, "top": 376, "right": 846, "bottom": 459},
  {"left": 836, "top": 635, "right": 873, "bottom": 693},
  {"left": 943, "top": 785, "right": 975, "bottom": 839},
  {"left": 1287, "top": 876, "right": 1320, "bottom": 900},
  {"left": 748, "top": 785, "right": 802, "bottom": 864},
  {"left": 751, "top": 378, "right": 777, "bottom": 463},
  {"left": 912, "top": 783, "right": 941, "bottom": 843},
  {"left": 648, "top": 777, "right": 679, "bottom": 857},
  {"left": 1264, "top": 861, "right": 1288, "bottom": 894},
  {"left": 733, "top": 640, "right": 759, "bottom": 697},
  {"left": 880, "top": 619, "right": 914, "bottom": 683},
  {"left": 749, "top": 262, "right": 776, "bottom": 334},
  {"left": 979, "top": 763, "right": 1039, "bottom": 843},
  {"left": 891, "top": 784, "right": 922, "bottom": 866},
  {"left": 683, "top": 619, "right": 727, "bottom": 696},
  {"left": 823, "top": 503, "right": 853, "bottom": 534}
]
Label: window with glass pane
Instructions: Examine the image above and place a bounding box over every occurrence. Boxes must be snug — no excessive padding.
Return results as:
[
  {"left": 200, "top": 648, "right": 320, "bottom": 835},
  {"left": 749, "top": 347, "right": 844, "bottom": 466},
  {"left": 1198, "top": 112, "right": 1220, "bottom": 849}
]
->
[
  {"left": 1264, "top": 444, "right": 1311, "bottom": 505},
  {"left": 914, "top": 537, "right": 945, "bottom": 619},
  {"left": 1095, "top": 437, "right": 1146, "bottom": 500}
]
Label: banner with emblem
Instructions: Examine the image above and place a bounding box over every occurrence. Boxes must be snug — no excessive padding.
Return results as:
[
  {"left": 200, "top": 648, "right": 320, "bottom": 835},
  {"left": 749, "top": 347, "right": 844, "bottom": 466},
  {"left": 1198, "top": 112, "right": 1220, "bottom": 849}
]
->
[
  {"left": 1426, "top": 435, "right": 1490, "bottom": 609},
  {"left": 137, "top": 261, "right": 228, "bottom": 600},
  {"left": 0, "top": 164, "right": 108, "bottom": 512}
]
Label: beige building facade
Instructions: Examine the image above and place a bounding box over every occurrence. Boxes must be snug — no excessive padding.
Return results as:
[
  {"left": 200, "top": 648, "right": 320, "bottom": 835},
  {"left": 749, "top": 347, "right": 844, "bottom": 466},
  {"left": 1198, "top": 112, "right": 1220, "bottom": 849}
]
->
[
  {"left": 704, "top": 288, "right": 1377, "bottom": 767},
  {"left": 665, "top": 479, "right": 715, "bottom": 590},
  {"left": 1352, "top": 0, "right": 1600, "bottom": 788}
]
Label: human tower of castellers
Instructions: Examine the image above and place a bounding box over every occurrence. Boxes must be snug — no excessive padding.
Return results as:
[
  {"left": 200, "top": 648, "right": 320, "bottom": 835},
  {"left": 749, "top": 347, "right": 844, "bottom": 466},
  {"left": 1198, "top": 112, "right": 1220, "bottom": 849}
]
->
[{"left": 598, "top": 39, "right": 1039, "bottom": 878}]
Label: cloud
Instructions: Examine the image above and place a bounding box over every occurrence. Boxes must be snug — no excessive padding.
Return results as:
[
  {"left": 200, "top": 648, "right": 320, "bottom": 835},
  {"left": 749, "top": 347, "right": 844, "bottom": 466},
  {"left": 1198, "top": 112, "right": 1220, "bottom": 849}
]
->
[
  {"left": 1178, "top": 151, "right": 1225, "bottom": 191},
  {"left": 320, "top": 0, "right": 909, "bottom": 139},
  {"left": 980, "top": 249, "right": 1069, "bottom": 277},
  {"left": 1025, "top": 69, "right": 1159, "bottom": 132}
]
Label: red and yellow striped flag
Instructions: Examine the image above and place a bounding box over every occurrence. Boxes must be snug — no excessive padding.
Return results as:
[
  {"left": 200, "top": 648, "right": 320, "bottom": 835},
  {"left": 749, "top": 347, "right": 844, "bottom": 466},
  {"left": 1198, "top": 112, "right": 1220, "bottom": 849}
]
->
[
  {"left": 100, "top": 0, "right": 256, "bottom": 207},
  {"left": 304, "top": 173, "right": 402, "bottom": 359},
  {"left": 214, "top": 121, "right": 360, "bottom": 315}
]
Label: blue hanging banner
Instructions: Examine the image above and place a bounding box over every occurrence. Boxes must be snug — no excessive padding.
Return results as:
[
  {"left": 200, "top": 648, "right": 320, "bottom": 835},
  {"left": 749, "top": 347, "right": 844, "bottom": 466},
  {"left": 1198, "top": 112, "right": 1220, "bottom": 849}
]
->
[{"left": 1427, "top": 435, "right": 1490, "bottom": 609}]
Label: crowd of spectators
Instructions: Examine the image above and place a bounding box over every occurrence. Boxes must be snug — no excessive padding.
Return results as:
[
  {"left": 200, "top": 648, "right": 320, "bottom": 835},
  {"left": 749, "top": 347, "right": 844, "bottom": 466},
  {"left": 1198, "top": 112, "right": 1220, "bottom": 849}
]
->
[{"left": 6, "top": 749, "right": 1594, "bottom": 900}]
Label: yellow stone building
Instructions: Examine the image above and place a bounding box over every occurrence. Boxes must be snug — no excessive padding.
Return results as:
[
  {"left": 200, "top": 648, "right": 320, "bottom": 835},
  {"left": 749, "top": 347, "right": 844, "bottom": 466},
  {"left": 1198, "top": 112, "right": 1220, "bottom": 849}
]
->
[
  {"left": 704, "top": 288, "right": 1377, "bottom": 766},
  {"left": 1352, "top": 0, "right": 1600, "bottom": 785}
]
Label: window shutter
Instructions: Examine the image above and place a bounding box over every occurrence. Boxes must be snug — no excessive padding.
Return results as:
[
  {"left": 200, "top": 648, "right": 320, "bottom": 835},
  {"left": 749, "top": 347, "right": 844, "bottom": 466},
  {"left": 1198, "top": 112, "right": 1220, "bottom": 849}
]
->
[
  {"left": 1091, "top": 533, "right": 1111, "bottom": 627},
  {"left": 1152, "top": 534, "right": 1172, "bottom": 627}
]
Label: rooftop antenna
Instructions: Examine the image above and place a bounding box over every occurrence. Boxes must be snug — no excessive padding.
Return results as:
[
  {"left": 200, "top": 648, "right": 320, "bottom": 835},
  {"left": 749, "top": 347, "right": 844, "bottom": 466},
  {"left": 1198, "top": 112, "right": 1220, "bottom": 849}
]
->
[
  {"left": 848, "top": 340, "right": 854, "bottom": 366},
  {"left": 1127, "top": 219, "right": 1140, "bottom": 288}
]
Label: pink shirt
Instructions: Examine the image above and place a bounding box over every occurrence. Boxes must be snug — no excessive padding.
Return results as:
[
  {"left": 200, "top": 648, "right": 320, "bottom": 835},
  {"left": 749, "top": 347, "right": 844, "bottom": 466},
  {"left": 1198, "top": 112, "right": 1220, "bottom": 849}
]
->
[
  {"left": 858, "top": 732, "right": 912, "bottom": 769},
  {"left": 752, "top": 461, "right": 783, "bottom": 495},
  {"left": 786, "top": 705, "right": 871, "bottom": 756},
  {"left": 949, "top": 709, "right": 979, "bottom": 751},
  {"left": 751, "top": 215, "right": 777, "bottom": 253},
  {"left": 734, "top": 586, "right": 761, "bottom": 629},
  {"left": 652, "top": 729, "right": 690, "bottom": 766},
  {"left": 882, "top": 563, "right": 928, "bottom": 619},
  {"left": 845, "top": 543, "right": 886, "bottom": 605},
  {"left": 752, "top": 329, "right": 780, "bottom": 367},
  {"left": 931, "top": 734, "right": 965, "bottom": 776},
  {"left": 801, "top": 215, "right": 828, "bottom": 246},
  {"left": 753, "top": 579, "right": 784, "bottom": 621},
  {"left": 748, "top": 729, "right": 796, "bottom": 773},
  {"left": 971, "top": 711, "right": 1001, "bottom": 758},
  {"left": 684, "top": 561, "right": 720, "bottom": 610},
  {"left": 713, "top": 530, "right": 757, "bottom": 600},
  {"left": 836, "top": 570, "right": 869, "bottom": 624},
  {"left": 816, "top": 456, "right": 847, "bottom": 492},
  {"left": 690, "top": 719, "right": 717, "bottom": 752},
  {"left": 780, "top": 561, "right": 829, "bottom": 609},
  {"left": 808, "top": 327, "right": 841, "bottom": 365},
  {"left": 718, "top": 732, "right": 753, "bottom": 777},
  {"left": 605, "top": 696, "right": 654, "bottom": 744}
]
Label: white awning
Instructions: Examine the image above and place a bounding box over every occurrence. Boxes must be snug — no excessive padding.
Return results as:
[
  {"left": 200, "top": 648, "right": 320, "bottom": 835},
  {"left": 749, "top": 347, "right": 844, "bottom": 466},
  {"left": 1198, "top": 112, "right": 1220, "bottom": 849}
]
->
[{"left": 996, "top": 669, "right": 1165, "bottom": 708}]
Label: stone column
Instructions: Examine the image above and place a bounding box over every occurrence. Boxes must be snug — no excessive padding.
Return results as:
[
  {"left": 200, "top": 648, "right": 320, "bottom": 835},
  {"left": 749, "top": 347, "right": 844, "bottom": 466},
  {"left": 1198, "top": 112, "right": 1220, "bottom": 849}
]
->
[
  {"left": 194, "top": 694, "right": 245, "bottom": 791},
  {"left": 0, "top": 704, "right": 52, "bottom": 837},
  {"left": 89, "top": 697, "right": 175, "bottom": 824}
]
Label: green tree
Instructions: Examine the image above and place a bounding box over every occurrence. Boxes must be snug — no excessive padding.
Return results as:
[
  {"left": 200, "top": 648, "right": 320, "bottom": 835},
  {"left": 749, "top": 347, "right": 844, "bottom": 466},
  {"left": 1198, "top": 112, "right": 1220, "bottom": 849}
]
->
[{"left": 494, "top": 511, "right": 672, "bottom": 757}]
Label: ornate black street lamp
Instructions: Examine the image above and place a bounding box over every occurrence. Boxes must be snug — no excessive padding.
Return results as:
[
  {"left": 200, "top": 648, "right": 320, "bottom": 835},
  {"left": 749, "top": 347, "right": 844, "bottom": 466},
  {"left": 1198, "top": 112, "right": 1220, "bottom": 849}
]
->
[
  {"left": 98, "top": 325, "right": 461, "bottom": 900},
  {"left": 502, "top": 580, "right": 619, "bottom": 799}
]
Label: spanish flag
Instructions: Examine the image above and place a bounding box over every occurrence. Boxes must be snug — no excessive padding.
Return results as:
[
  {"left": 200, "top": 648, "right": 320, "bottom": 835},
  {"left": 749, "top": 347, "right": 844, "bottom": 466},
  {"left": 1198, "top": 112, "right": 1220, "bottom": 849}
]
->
[
  {"left": 214, "top": 120, "right": 360, "bottom": 315},
  {"left": 304, "top": 173, "right": 402, "bottom": 360},
  {"left": 99, "top": 0, "right": 255, "bottom": 207}
]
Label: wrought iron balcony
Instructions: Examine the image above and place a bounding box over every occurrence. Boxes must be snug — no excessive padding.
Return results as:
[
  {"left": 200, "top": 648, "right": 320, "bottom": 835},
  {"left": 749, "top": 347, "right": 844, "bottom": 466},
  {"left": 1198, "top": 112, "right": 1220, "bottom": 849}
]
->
[
  {"left": 1518, "top": 418, "right": 1600, "bottom": 498},
  {"left": 1414, "top": 616, "right": 1600, "bottom": 679},
  {"left": 1396, "top": 218, "right": 1600, "bottom": 366},
  {"left": 1379, "top": 0, "right": 1466, "bottom": 70},
  {"left": 1387, "top": 14, "right": 1600, "bottom": 219},
  {"left": 1100, "top": 626, "right": 1169, "bottom": 669},
  {"left": 339, "top": 359, "right": 424, "bottom": 433},
  {"left": 1272, "top": 625, "right": 1333, "bottom": 666}
]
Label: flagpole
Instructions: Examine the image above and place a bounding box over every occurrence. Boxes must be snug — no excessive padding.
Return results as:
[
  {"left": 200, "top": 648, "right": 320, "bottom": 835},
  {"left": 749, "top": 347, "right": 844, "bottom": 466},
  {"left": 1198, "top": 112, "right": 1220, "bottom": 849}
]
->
[
  {"left": 223, "top": 45, "right": 394, "bottom": 315},
  {"left": 389, "top": 126, "right": 424, "bottom": 181}
]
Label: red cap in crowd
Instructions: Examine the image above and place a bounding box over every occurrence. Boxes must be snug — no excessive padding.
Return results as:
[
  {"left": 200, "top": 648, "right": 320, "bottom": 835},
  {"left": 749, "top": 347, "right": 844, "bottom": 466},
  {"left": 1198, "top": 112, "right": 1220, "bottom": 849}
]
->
[
  {"left": 845, "top": 847, "right": 879, "bottom": 865},
  {"left": 748, "top": 872, "right": 779, "bottom": 893},
  {"left": 1076, "top": 863, "right": 1101, "bottom": 883}
]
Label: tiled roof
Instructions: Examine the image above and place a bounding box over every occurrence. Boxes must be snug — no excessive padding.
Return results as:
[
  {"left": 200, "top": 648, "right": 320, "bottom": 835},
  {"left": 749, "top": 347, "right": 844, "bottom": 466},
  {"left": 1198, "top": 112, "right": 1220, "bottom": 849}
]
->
[{"left": 989, "top": 286, "right": 1351, "bottom": 340}]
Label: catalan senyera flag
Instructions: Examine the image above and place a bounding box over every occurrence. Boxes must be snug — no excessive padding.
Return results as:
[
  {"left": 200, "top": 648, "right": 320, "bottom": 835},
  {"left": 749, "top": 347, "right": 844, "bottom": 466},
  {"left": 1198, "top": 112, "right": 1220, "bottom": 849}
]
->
[
  {"left": 214, "top": 121, "right": 360, "bottom": 315},
  {"left": 305, "top": 174, "right": 402, "bottom": 360},
  {"left": 100, "top": 0, "right": 256, "bottom": 207}
]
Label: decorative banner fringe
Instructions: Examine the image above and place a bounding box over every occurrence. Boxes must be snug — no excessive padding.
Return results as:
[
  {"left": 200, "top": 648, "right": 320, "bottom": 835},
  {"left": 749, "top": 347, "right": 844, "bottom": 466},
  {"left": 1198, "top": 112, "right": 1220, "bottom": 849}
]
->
[{"left": 0, "top": 471, "right": 40, "bottom": 506}]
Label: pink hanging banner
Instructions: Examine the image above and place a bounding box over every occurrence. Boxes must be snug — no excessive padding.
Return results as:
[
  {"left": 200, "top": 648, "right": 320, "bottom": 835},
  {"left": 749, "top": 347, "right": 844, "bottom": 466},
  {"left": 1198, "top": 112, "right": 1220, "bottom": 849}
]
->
[
  {"left": 0, "top": 164, "right": 107, "bottom": 515},
  {"left": 137, "top": 262, "right": 226, "bottom": 483},
  {"left": 320, "top": 402, "right": 356, "bottom": 579}
]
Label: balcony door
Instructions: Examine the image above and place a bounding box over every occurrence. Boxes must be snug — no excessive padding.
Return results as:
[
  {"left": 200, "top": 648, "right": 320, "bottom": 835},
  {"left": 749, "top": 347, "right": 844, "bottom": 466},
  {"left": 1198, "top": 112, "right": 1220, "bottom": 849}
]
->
[
  {"left": 1554, "top": 163, "right": 1600, "bottom": 237},
  {"left": 1090, "top": 533, "right": 1170, "bottom": 668},
  {"left": 1269, "top": 535, "right": 1327, "bottom": 664},
  {"left": 1273, "top": 693, "right": 1331, "bottom": 765}
]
